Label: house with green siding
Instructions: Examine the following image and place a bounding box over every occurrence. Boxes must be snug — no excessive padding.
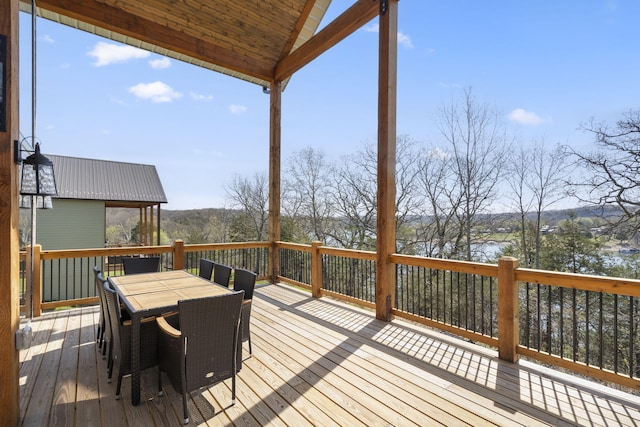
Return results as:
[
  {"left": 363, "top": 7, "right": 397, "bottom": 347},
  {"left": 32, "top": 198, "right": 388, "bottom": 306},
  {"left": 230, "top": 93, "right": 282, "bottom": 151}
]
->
[{"left": 32, "top": 155, "right": 167, "bottom": 301}]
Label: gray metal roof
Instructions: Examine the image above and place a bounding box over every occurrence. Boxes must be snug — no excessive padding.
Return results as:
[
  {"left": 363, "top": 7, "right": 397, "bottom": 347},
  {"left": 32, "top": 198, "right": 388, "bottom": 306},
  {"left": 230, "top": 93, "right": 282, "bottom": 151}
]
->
[{"left": 48, "top": 155, "right": 167, "bottom": 204}]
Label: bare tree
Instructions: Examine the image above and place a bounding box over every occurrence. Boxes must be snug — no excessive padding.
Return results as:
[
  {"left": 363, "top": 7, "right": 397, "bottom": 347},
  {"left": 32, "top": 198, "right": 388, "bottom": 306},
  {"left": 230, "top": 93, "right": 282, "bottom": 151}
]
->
[
  {"left": 328, "top": 150, "right": 377, "bottom": 250},
  {"left": 437, "top": 88, "right": 510, "bottom": 260},
  {"left": 326, "top": 137, "right": 422, "bottom": 251},
  {"left": 225, "top": 173, "right": 269, "bottom": 241},
  {"left": 567, "top": 109, "right": 640, "bottom": 228},
  {"left": 389, "top": 135, "right": 423, "bottom": 254},
  {"left": 415, "top": 147, "right": 464, "bottom": 258},
  {"left": 283, "top": 147, "right": 333, "bottom": 243},
  {"left": 507, "top": 141, "right": 567, "bottom": 267}
]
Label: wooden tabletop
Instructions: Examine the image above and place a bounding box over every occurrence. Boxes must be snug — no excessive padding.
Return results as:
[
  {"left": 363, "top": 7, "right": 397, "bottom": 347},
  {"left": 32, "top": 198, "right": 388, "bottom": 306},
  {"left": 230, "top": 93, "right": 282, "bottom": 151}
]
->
[{"left": 110, "top": 270, "right": 231, "bottom": 312}]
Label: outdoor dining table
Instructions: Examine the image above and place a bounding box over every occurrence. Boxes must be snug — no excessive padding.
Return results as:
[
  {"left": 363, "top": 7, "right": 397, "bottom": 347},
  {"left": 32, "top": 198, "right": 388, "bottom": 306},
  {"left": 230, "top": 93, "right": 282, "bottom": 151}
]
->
[{"left": 108, "top": 269, "right": 232, "bottom": 405}]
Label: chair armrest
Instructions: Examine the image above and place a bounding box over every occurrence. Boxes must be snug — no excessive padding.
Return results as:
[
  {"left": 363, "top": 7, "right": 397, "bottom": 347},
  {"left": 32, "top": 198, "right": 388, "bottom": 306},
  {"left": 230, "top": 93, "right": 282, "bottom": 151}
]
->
[
  {"left": 122, "top": 316, "right": 157, "bottom": 327},
  {"left": 157, "top": 316, "right": 181, "bottom": 338},
  {"left": 160, "top": 310, "right": 179, "bottom": 318},
  {"left": 242, "top": 299, "right": 251, "bottom": 306}
]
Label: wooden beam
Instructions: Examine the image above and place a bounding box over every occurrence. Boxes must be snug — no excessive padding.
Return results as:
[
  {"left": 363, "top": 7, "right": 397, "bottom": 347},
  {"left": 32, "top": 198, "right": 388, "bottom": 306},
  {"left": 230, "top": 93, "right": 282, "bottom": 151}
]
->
[
  {"left": 31, "top": 0, "right": 274, "bottom": 82},
  {"left": 275, "top": 0, "right": 379, "bottom": 81},
  {"left": 0, "top": 0, "right": 21, "bottom": 422},
  {"left": 375, "top": 0, "right": 398, "bottom": 322},
  {"left": 268, "top": 81, "right": 282, "bottom": 283}
]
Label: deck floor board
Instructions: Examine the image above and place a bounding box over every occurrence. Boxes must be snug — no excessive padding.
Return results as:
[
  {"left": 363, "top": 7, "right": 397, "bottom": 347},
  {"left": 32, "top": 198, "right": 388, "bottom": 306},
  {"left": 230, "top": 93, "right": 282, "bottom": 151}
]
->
[{"left": 19, "top": 282, "right": 640, "bottom": 426}]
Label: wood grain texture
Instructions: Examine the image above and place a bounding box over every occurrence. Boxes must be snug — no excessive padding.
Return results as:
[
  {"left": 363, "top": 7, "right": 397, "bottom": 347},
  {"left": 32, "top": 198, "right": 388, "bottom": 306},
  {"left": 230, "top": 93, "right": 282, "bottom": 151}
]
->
[
  {"left": 0, "top": 0, "right": 21, "bottom": 423},
  {"left": 18, "top": 285, "right": 640, "bottom": 426}
]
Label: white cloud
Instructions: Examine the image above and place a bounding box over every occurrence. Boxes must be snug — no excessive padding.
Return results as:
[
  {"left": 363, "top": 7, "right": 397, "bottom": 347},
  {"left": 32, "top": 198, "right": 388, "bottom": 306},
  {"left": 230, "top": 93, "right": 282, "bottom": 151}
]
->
[
  {"left": 40, "top": 34, "right": 55, "bottom": 44},
  {"left": 397, "top": 32, "right": 414, "bottom": 49},
  {"left": 191, "top": 92, "right": 214, "bottom": 102},
  {"left": 427, "top": 147, "right": 450, "bottom": 161},
  {"left": 88, "top": 42, "right": 150, "bottom": 66},
  {"left": 229, "top": 104, "right": 247, "bottom": 114},
  {"left": 508, "top": 108, "right": 546, "bottom": 125},
  {"left": 363, "top": 23, "right": 413, "bottom": 49},
  {"left": 365, "top": 23, "right": 379, "bottom": 33},
  {"left": 128, "top": 81, "right": 182, "bottom": 103},
  {"left": 149, "top": 57, "right": 171, "bottom": 69}
]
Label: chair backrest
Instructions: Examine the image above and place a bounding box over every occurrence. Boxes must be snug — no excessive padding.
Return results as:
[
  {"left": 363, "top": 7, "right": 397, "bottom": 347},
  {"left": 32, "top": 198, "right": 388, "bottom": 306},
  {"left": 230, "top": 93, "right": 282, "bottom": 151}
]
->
[
  {"left": 102, "top": 276, "right": 125, "bottom": 368},
  {"left": 212, "top": 262, "right": 232, "bottom": 287},
  {"left": 233, "top": 268, "right": 256, "bottom": 300},
  {"left": 93, "top": 266, "right": 107, "bottom": 317},
  {"left": 93, "top": 266, "right": 104, "bottom": 303},
  {"left": 198, "top": 258, "right": 214, "bottom": 280},
  {"left": 122, "top": 256, "right": 160, "bottom": 275},
  {"left": 178, "top": 291, "right": 244, "bottom": 391}
]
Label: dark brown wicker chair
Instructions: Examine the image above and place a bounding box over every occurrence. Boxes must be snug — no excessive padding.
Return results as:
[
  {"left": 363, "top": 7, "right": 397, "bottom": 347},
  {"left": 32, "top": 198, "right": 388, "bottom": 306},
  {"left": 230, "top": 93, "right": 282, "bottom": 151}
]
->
[
  {"left": 93, "top": 266, "right": 107, "bottom": 351},
  {"left": 198, "top": 258, "right": 214, "bottom": 280},
  {"left": 156, "top": 291, "right": 244, "bottom": 424},
  {"left": 122, "top": 256, "right": 160, "bottom": 275},
  {"left": 212, "top": 262, "right": 232, "bottom": 287},
  {"left": 233, "top": 269, "right": 257, "bottom": 356},
  {"left": 102, "top": 276, "right": 158, "bottom": 398}
]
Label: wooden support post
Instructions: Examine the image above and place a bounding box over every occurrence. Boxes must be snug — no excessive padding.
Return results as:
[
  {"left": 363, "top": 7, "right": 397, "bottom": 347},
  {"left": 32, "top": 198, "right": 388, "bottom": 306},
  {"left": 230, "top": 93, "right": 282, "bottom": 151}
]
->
[
  {"left": 311, "top": 241, "right": 323, "bottom": 298},
  {"left": 0, "top": 0, "right": 21, "bottom": 421},
  {"left": 268, "top": 81, "right": 282, "bottom": 284},
  {"left": 32, "top": 244, "right": 42, "bottom": 317},
  {"left": 172, "top": 240, "right": 184, "bottom": 271},
  {"left": 498, "top": 256, "right": 520, "bottom": 363},
  {"left": 138, "top": 207, "right": 143, "bottom": 245},
  {"left": 375, "top": 0, "right": 398, "bottom": 321},
  {"left": 149, "top": 205, "right": 154, "bottom": 245},
  {"left": 24, "top": 246, "right": 32, "bottom": 318}
]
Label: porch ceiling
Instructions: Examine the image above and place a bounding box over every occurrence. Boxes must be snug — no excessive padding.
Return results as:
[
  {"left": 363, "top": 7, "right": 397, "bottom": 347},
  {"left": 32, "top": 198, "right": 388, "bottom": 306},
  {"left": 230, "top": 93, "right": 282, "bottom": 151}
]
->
[{"left": 19, "top": 0, "right": 379, "bottom": 88}]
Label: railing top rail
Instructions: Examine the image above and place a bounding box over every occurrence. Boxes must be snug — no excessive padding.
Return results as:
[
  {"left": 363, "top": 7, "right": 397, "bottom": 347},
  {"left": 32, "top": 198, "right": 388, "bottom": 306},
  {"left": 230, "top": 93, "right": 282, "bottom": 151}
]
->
[
  {"left": 276, "top": 241, "right": 313, "bottom": 252},
  {"left": 183, "top": 241, "right": 270, "bottom": 252},
  {"left": 391, "top": 253, "right": 499, "bottom": 277},
  {"left": 517, "top": 267, "right": 640, "bottom": 297},
  {"left": 39, "top": 245, "right": 173, "bottom": 260},
  {"left": 319, "top": 246, "right": 377, "bottom": 261}
]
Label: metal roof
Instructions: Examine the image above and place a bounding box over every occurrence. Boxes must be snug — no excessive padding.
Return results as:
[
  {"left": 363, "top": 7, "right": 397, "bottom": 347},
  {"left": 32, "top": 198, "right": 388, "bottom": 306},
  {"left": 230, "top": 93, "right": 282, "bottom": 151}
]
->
[{"left": 48, "top": 155, "right": 167, "bottom": 204}]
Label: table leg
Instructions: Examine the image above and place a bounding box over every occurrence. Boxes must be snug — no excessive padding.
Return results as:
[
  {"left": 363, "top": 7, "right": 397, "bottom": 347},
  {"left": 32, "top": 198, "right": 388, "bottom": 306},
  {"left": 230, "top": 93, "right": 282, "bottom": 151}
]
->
[{"left": 131, "top": 315, "right": 141, "bottom": 405}]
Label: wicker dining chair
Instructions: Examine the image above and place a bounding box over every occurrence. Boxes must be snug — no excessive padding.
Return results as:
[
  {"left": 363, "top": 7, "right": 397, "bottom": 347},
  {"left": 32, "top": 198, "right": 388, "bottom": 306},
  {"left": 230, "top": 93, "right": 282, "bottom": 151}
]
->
[
  {"left": 156, "top": 291, "right": 244, "bottom": 424},
  {"left": 198, "top": 258, "right": 214, "bottom": 280},
  {"left": 232, "top": 268, "right": 257, "bottom": 356},
  {"left": 122, "top": 256, "right": 160, "bottom": 275},
  {"left": 212, "top": 262, "right": 232, "bottom": 287},
  {"left": 93, "top": 266, "right": 107, "bottom": 351},
  {"left": 101, "top": 276, "right": 158, "bottom": 398}
]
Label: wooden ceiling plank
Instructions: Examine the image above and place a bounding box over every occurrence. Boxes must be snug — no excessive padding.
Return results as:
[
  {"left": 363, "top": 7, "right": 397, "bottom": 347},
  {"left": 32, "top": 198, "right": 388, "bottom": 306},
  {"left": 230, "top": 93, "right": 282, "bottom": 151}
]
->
[
  {"left": 275, "top": 0, "right": 378, "bottom": 81},
  {"left": 105, "top": 0, "right": 304, "bottom": 64},
  {"left": 34, "top": 0, "right": 274, "bottom": 81},
  {"left": 110, "top": 0, "right": 284, "bottom": 57}
]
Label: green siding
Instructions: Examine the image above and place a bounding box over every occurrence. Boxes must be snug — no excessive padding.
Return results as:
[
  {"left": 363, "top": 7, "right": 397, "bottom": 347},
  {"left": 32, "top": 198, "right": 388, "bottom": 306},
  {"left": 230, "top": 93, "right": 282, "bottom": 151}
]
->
[
  {"left": 35, "top": 200, "right": 105, "bottom": 302},
  {"left": 37, "top": 199, "right": 105, "bottom": 250}
]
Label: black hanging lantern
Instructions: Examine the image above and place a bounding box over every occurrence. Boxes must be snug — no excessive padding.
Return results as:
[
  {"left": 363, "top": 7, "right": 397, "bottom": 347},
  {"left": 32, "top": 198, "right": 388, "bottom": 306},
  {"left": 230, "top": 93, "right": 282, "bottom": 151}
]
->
[{"left": 19, "top": 142, "right": 57, "bottom": 196}]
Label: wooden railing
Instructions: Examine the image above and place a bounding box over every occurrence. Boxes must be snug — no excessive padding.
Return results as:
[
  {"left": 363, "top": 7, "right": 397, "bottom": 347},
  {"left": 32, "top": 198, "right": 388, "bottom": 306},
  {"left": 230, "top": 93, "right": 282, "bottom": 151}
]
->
[
  {"left": 19, "top": 239, "right": 640, "bottom": 390},
  {"left": 19, "top": 241, "right": 270, "bottom": 315},
  {"left": 276, "top": 242, "right": 640, "bottom": 391}
]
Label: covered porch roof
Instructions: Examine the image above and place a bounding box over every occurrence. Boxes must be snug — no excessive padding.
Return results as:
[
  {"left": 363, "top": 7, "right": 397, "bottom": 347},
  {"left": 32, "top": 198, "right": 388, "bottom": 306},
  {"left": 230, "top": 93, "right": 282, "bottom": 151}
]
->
[
  {"left": 20, "top": 0, "right": 381, "bottom": 88},
  {"left": 1, "top": 0, "right": 399, "bottom": 422}
]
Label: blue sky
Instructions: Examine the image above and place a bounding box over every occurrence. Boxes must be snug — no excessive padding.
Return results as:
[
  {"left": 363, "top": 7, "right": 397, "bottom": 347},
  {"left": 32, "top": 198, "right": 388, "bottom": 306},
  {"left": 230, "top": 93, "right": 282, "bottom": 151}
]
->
[{"left": 19, "top": 1, "right": 640, "bottom": 210}]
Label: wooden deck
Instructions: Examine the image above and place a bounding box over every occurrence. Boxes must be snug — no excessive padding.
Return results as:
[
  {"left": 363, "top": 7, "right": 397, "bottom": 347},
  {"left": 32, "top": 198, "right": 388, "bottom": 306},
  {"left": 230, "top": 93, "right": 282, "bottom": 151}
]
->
[{"left": 18, "top": 282, "right": 640, "bottom": 426}]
